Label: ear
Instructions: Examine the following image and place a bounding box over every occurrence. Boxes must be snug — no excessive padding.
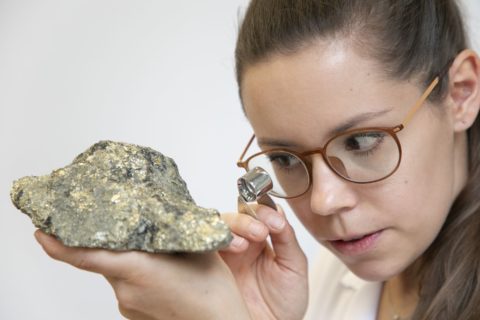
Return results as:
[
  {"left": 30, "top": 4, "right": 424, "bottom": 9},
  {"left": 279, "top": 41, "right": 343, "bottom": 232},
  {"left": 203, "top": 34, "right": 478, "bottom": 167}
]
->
[{"left": 447, "top": 49, "right": 480, "bottom": 132}]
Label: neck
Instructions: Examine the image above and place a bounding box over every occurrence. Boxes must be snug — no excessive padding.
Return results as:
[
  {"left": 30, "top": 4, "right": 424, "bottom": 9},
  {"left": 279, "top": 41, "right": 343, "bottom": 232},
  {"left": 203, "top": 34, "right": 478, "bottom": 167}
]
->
[
  {"left": 377, "top": 262, "right": 421, "bottom": 320},
  {"left": 389, "top": 275, "right": 418, "bottom": 308}
]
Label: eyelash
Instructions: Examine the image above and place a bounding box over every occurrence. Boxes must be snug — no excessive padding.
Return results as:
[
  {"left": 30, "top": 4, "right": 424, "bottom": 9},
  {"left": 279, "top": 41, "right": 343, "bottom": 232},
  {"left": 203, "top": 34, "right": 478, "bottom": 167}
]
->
[
  {"left": 268, "top": 154, "right": 299, "bottom": 170},
  {"left": 345, "top": 133, "right": 385, "bottom": 157}
]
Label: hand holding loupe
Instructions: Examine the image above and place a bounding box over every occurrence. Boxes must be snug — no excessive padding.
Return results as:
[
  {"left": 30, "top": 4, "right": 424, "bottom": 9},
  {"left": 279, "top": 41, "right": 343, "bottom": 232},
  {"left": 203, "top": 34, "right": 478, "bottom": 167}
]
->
[{"left": 237, "top": 167, "right": 277, "bottom": 217}]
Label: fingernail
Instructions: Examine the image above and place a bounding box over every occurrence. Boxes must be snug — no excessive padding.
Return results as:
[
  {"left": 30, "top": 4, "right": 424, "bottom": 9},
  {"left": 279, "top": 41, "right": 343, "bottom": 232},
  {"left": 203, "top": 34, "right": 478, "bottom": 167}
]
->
[
  {"left": 34, "top": 230, "right": 45, "bottom": 244},
  {"left": 249, "top": 221, "right": 266, "bottom": 237},
  {"left": 267, "top": 215, "right": 285, "bottom": 231}
]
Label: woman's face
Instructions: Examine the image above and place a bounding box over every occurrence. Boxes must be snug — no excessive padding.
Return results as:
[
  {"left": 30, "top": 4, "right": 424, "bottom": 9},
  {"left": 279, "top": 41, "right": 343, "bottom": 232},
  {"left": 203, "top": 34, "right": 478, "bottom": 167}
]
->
[{"left": 241, "top": 40, "right": 467, "bottom": 281}]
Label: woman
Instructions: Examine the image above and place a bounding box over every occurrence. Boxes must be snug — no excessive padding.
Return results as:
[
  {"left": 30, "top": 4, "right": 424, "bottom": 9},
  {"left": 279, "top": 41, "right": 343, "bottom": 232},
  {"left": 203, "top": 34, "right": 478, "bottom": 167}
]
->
[{"left": 36, "top": 0, "right": 480, "bottom": 319}]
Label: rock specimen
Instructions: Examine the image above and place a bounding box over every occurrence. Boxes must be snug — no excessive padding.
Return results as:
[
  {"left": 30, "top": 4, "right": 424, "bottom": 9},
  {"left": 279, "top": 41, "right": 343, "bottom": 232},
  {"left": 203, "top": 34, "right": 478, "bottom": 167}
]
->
[{"left": 11, "top": 141, "right": 232, "bottom": 253}]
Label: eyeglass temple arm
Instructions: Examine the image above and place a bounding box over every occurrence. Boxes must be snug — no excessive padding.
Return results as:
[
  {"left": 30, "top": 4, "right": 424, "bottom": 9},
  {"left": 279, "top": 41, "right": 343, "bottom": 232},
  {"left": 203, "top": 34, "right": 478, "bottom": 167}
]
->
[
  {"left": 237, "top": 134, "right": 256, "bottom": 167},
  {"left": 240, "top": 78, "right": 439, "bottom": 162},
  {"left": 402, "top": 58, "right": 454, "bottom": 128},
  {"left": 401, "top": 77, "right": 440, "bottom": 127}
]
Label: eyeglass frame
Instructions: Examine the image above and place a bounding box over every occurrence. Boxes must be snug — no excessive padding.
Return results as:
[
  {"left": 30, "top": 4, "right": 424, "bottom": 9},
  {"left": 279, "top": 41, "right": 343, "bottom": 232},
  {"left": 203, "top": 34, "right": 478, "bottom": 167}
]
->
[{"left": 236, "top": 63, "right": 452, "bottom": 199}]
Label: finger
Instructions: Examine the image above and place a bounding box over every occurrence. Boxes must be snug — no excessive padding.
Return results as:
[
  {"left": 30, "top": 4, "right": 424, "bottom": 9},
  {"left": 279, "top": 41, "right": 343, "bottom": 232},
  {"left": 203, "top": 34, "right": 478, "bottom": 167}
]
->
[
  {"left": 34, "top": 230, "right": 138, "bottom": 279},
  {"left": 219, "top": 214, "right": 270, "bottom": 270},
  {"left": 255, "top": 204, "right": 287, "bottom": 234},
  {"left": 256, "top": 205, "right": 307, "bottom": 272},
  {"left": 219, "top": 239, "right": 269, "bottom": 273},
  {"left": 219, "top": 233, "right": 249, "bottom": 253},
  {"left": 221, "top": 212, "right": 269, "bottom": 242}
]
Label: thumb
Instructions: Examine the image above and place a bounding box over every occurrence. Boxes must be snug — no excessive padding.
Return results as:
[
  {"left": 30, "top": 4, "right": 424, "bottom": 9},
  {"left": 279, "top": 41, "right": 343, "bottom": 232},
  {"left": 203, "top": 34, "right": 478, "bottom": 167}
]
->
[
  {"left": 256, "top": 205, "right": 307, "bottom": 273},
  {"left": 34, "top": 229, "right": 137, "bottom": 279}
]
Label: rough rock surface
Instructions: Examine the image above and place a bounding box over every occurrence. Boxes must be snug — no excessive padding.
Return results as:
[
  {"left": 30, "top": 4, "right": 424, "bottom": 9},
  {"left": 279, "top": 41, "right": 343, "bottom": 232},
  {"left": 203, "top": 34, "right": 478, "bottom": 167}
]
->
[{"left": 11, "top": 141, "right": 232, "bottom": 252}]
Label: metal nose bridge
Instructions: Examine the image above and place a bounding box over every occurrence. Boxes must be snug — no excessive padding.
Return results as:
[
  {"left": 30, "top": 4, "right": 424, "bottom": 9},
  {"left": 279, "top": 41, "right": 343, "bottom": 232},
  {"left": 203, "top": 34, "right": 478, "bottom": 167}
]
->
[
  {"left": 298, "top": 147, "right": 329, "bottom": 177},
  {"left": 300, "top": 147, "right": 349, "bottom": 180},
  {"left": 302, "top": 147, "right": 328, "bottom": 158}
]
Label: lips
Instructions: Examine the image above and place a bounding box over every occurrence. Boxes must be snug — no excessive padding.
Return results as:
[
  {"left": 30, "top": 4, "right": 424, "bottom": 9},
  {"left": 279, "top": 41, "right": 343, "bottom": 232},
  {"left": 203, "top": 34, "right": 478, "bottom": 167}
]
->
[
  {"left": 328, "top": 230, "right": 383, "bottom": 256},
  {"left": 333, "top": 234, "right": 370, "bottom": 242}
]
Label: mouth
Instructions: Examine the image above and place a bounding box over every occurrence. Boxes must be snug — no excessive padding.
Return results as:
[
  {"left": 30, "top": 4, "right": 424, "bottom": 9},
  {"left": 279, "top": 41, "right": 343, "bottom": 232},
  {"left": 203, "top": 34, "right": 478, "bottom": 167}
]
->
[{"left": 328, "top": 230, "right": 383, "bottom": 256}]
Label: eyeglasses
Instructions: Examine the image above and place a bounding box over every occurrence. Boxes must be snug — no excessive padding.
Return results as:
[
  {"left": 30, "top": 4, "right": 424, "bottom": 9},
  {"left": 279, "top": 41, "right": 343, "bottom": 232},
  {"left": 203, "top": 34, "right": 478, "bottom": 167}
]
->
[{"left": 237, "top": 75, "right": 444, "bottom": 199}]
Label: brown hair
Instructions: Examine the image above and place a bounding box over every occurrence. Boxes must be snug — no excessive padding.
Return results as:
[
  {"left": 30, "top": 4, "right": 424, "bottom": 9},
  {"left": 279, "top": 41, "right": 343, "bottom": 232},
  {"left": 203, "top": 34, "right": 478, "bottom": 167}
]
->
[{"left": 235, "top": 0, "right": 480, "bottom": 319}]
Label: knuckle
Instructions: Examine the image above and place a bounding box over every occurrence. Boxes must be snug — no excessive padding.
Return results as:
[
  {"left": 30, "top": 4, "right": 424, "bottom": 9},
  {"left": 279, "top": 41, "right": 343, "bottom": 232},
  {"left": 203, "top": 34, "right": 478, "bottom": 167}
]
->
[
  {"left": 74, "top": 255, "right": 94, "bottom": 271},
  {"left": 230, "top": 234, "right": 248, "bottom": 250}
]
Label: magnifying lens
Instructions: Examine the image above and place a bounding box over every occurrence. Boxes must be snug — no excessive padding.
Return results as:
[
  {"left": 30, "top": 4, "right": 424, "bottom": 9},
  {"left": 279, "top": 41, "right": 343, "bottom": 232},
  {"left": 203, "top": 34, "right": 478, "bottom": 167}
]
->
[{"left": 237, "top": 167, "right": 276, "bottom": 217}]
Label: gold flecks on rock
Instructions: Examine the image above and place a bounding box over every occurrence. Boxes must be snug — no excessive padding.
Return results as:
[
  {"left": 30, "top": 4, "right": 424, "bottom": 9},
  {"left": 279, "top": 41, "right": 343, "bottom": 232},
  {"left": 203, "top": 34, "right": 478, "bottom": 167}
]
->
[{"left": 10, "top": 140, "right": 232, "bottom": 253}]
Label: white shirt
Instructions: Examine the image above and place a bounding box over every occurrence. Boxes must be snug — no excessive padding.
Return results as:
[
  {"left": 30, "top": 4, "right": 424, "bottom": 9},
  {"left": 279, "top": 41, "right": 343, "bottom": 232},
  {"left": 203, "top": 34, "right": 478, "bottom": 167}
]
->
[{"left": 304, "top": 247, "right": 382, "bottom": 320}]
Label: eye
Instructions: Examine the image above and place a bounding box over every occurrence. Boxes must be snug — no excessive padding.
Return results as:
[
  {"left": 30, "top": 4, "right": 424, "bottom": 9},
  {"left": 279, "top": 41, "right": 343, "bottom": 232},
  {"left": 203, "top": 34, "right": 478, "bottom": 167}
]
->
[
  {"left": 344, "top": 132, "right": 386, "bottom": 154},
  {"left": 267, "top": 152, "right": 302, "bottom": 169}
]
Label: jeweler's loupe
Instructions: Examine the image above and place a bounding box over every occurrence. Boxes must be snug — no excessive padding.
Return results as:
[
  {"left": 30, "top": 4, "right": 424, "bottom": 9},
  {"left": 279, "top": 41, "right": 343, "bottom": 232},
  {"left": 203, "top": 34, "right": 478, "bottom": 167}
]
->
[
  {"left": 237, "top": 167, "right": 276, "bottom": 217},
  {"left": 237, "top": 167, "right": 272, "bottom": 202}
]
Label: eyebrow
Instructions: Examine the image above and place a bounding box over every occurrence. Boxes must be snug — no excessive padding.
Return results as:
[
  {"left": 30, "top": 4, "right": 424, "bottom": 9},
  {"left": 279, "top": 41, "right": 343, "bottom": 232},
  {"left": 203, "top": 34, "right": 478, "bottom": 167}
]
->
[
  {"left": 331, "top": 109, "right": 393, "bottom": 135},
  {"left": 257, "top": 108, "right": 393, "bottom": 148}
]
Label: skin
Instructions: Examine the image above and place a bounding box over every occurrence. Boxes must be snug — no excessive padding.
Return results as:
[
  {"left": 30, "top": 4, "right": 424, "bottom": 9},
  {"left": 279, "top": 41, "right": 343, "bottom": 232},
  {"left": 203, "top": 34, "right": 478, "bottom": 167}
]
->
[
  {"left": 242, "top": 38, "right": 463, "bottom": 282},
  {"left": 34, "top": 231, "right": 251, "bottom": 320},
  {"left": 237, "top": 39, "right": 480, "bottom": 319},
  {"left": 35, "top": 40, "right": 480, "bottom": 320}
]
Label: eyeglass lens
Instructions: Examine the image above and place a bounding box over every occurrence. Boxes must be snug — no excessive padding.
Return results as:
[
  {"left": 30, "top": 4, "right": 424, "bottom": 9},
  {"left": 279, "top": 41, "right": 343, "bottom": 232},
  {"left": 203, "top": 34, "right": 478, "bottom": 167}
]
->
[{"left": 247, "top": 130, "right": 401, "bottom": 198}]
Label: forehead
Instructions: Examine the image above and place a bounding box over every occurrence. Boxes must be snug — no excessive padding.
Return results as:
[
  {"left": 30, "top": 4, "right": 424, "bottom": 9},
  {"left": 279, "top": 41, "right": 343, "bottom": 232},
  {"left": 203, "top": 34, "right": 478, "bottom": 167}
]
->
[{"left": 240, "top": 39, "right": 413, "bottom": 147}]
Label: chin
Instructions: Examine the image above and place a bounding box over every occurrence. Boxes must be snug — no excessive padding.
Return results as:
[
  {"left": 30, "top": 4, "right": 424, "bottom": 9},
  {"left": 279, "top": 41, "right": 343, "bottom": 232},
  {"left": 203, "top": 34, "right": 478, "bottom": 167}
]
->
[{"left": 344, "top": 259, "right": 406, "bottom": 282}]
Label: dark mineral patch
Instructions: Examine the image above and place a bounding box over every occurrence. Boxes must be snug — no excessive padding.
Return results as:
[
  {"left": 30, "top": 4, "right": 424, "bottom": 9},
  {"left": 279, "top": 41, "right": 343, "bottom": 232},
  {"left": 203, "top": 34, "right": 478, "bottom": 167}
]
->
[{"left": 10, "top": 141, "right": 232, "bottom": 252}]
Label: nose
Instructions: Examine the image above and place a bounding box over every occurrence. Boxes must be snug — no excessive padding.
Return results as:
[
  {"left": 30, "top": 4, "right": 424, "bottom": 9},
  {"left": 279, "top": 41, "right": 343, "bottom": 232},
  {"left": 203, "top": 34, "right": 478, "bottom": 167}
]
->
[{"left": 309, "top": 154, "right": 358, "bottom": 216}]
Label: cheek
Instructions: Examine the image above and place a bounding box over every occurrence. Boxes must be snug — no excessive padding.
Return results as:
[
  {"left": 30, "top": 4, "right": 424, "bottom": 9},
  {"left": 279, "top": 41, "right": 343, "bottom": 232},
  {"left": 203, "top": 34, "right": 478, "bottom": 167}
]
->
[
  {"left": 287, "top": 198, "right": 306, "bottom": 218},
  {"left": 375, "top": 177, "right": 451, "bottom": 231},
  {"left": 388, "top": 113, "right": 456, "bottom": 221},
  {"left": 372, "top": 138, "right": 456, "bottom": 267},
  {"left": 286, "top": 197, "right": 314, "bottom": 229},
  {"left": 286, "top": 193, "right": 330, "bottom": 239}
]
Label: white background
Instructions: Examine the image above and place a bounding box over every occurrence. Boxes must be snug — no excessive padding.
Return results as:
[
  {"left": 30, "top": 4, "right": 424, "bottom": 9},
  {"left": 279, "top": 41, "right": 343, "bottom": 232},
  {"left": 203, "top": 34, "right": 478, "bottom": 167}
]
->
[{"left": 0, "top": 1, "right": 478, "bottom": 319}]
